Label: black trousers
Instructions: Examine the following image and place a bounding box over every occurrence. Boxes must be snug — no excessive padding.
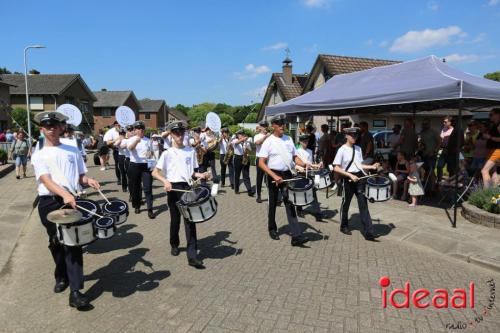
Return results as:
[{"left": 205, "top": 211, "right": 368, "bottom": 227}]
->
[
  {"left": 38, "top": 196, "right": 84, "bottom": 291},
  {"left": 233, "top": 155, "right": 251, "bottom": 193},
  {"left": 266, "top": 170, "right": 302, "bottom": 237},
  {"left": 255, "top": 157, "right": 265, "bottom": 198},
  {"left": 340, "top": 174, "right": 374, "bottom": 235},
  {"left": 113, "top": 149, "right": 120, "bottom": 182},
  {"left": 219, "top": 154, "right": 234, "bottom": 186},
  {"left": 127, "top": 162, "right": 153, "bottom": 210},
  {"left": 202, "top": 152, "right": 218, "bottom": 178},
  {"left": 118, "top": 155, "right": 128, "bottom": 191},
  {"left": 167, "top": 182, "right": 197, "bottom": 259}
]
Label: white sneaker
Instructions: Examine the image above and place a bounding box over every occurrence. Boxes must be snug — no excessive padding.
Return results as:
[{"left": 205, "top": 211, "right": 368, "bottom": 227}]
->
[
  {"left": 331, "top": 183, "right": 338, "bottom": 191},
  {"left": 100, "top": 167, "right": 106, "bottom": 171}
]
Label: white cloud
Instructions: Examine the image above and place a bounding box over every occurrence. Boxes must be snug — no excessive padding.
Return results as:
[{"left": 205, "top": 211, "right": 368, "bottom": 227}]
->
[
  {"left": 234, "top": 64, "right": 271, "bottom": 80},
  {"left": 488, "top": 0, "right": 499, "bottom": 6},
  {"left": 471, "top": 32, "right": 486, "bottom": 44},
  {"left": 427, "top": 1, "right": 439, "bottom": 11},
  {"left": 389, "top": 26, "right": 465, "bottom": 53},
  {"left": 379, "top": 40, "right": 389, "bottom": 48},
  {"left": 244, "top": 85, "right": 268, "bottom": 98},
  {"left": 262, "top": 42, "right": 288, "bottom": 51},
  {"left": 302, "top": 0, "right": 331, "bottom": 8},
  {"left": 365, "top": 39, "right": 374, "bottom": 46},
  {"left": 443, "top": 53, "right": 481, "bottom": 63}
]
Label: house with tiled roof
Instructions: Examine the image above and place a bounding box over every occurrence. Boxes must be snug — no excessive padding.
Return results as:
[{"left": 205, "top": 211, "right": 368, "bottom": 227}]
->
[
  {"left": 0, "top": 73, "right": 97, "bottom": 133},
  {"left": 93, "top": 89, "right": 141, "bottom": 131},
  {"left": 0, "top": 78, "right": 15, "bottom": 131},
  {"left": 139, "top": 98, "right": 167, "bottom": 129},
  {"left": 167, "top": 108, "right": 189, "bottom": 122}
]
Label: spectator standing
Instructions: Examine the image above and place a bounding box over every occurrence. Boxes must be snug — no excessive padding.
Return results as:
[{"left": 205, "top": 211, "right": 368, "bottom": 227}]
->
[
  {"left": 470, "top": 122, "right": 489, "bottom": 174},
  {"left": 5, "top": 129, "right": 13, "bottom": 143},
  {"left": 317, "top": 124, "right": 335, "bottom": 168},
  {"left": 387, "top": 124, "right": 401, "bottom": 170},
  {"left": 481, "top": 109, "right": 500, "bottom": 188},
  {"left": 357, "top": 121, "right": 374, "bottom": 163},
  {"left": 398, "top": 118, "right": 418, "bottom": 159},
  {"left": 9, "top": 130, "right": 30, "bottom": 179},
  {"left": 419, "top": 118, "right": 441, "bottom": 190}
]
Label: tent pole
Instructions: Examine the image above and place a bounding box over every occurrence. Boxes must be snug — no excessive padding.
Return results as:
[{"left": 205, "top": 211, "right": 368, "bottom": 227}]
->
[{"left": 453, "top": 99, "right": 463, "bottom": 228}]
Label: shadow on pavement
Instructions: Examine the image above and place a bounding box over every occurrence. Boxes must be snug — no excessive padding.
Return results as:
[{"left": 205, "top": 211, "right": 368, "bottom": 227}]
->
[
  {"left": 85, "top": 224, "right": 143, "bottom": 254},
  {"left": 347, "top": 213, "right": 395, "bottom": 237},
  {"left": 198, "top": 231, "right": 243, "bottom": 260},
  {"left": 277, "top": 222, "right": 328, "bottom": 242},
  {"left": 85, "top": 248, "right": 170, "bottom": 301}
]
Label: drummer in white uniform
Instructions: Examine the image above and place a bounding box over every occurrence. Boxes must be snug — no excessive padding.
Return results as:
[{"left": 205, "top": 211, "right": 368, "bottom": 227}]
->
[
  {"left": 31, "top": 111, "right": 100, "bottom": 310},
  {"left": 296, "top": 134, "right": 325, "bottom": 221},
  {"left": 114, "top": 127, "right": 129, "bottom": 192},
  {"left": 257, "top": 113, "right": 309, "bottom": 246},
  {"left": 152, "top": 121, "right": 210, "bottom": 269}
]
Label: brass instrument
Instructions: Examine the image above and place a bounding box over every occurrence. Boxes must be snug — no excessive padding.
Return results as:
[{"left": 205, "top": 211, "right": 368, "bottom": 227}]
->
[
  {"left": 223, "top": 137, "right": 234, "bottom": 165},
  {"left": 206, "top": 133, "right": 218, "bottom": 153},
  {"left": 242, "top": 139, "right": 251, "bottom": 166}
]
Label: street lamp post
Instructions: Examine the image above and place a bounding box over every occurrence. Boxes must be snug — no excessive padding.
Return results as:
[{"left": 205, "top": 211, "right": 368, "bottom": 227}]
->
[{"left": 24, "top": 45, "right": 45, "bottom": 143}]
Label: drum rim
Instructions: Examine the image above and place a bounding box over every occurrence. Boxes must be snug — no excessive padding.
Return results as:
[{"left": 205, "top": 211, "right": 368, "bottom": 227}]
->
[
  {"left": 103, "top": 199, "right": 128, "bottom": 214},
  {"left": 179, "top": 197, "right": 218, "bottom": 223},
  {"left": 95, "top": 216, "right": 114, "bottom": 228},
  {"left": 179, "top": 187, "right": 211, "bottom": 207},
  {"left": 366, "top": 176, "right": 390, "bottom": 186},
  {"left": 288, "top": 177, "right": 314, "bottom": 191}
]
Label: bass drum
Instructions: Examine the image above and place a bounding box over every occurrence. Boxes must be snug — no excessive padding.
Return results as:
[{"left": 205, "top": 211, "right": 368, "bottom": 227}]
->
[{"left": 177, "top": 186, "right": 217, "bottom": 223}]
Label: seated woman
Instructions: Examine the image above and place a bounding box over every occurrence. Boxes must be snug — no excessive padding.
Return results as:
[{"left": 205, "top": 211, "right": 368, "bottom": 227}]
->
[{"left": 393, "top": 152, "right": 409, "bottom": 199}]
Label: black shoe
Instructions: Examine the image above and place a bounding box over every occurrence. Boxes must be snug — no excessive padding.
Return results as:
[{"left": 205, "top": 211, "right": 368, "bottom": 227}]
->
[
  {"left": 291, "top": 235, "right": 309, "bottom": 247},
  {"left": 69, "top": 291, "right": 90, "bottom": 309},
  {"left": 340, "top": 228, "right": 352, "bottom": 235},
  {"left": 364, "top": 233, "right": 379, "bottom": 241},
  {"left": 117, "top": 181, "right": 121, "bottom": 185},
  {"left": 188, "top": 258, "right": 205, "bottom": 269},
  {"left": 230, "top": 185, "right": 234, "bottom": 190},
  {"left": 248, "top": 191, "right": 255, "bottom": 197},
  {"left": 235, "top": 190, "right": 240, "bottom": 195},
  {"left": 16, "top": 175, "right": 20, "bottom": 179},
  {"left": 148, "top": 210, "right": 155, "bottom": 219},
  {"left": 256, "top": 196, "right": 262, "bottom": 203},
  {"left": 53, "top": 280, "right": 68, "bottom": 293},
  {"left": 171, "top": 247, "right": 180, "bottom": 256},
  {"left": 269, "top": 230, "right": 280, "bottom": 240},
  {"left": 297, "top": 209, "right": 305, "bottom": 218},
  {"left": 135, "top": 208, "right": 140, "bottom": 214}
]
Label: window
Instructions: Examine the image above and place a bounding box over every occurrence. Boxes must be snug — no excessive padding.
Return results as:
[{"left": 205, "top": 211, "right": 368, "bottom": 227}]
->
[
  {"left": 29, "top": 96, "right": 44, "bottom": 110},
  {"left": 80, "top": 101, "right": 89, "bottom": 113},
  {"left": 102, "top": 108, "right": 112, "bottom": 117},
  {"left": 65, "top": 96, "right": 74, "bottom": 104},
  {"left": 145, "top": 113, "right": 151, "bottom": 120},
  {"left": 373, "top": 119, "right": 387, "bottom": 128},
  {"left": 327, "top": 119, "right": 336, "bottom": 132}
]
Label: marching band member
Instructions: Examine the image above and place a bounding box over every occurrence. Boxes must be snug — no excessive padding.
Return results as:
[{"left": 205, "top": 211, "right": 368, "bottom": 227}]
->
[
  {"left": 60, "top": 124, "right": 87, "bottom": 162},
  {"left": 296, "top": 134, "right": 325, "bottom": 221},
  {"left": 254, "top": 120, "right": 271, "bottom": 203},
  {"left": 120, "top": 125, "right": 134, "bottom": 198},
  {"left": 219, "top": 127, "right": 234, "bottom": 188},
  {"left": 152, "top": 121, "right": 210, "bottom": 269},
  {"left": 127, "top": 121, "right": 155, "bottom": 219},
  {"left": 103, "top": 121, "right": 121, "bottom": 185},
  {"left": 161, "top": 127, "right": 172, "bottom": 151},
  {"left": 332, "top": 127, "right": 380, "bottom": 241},
  {"left": 232, "top": 130, "right": 255, "bottom": 196},
  {"left": 200, "top": 127, "right": 218, "bottom": 180},
  {"left": 115, "top": 127, "right": 129, "bottom": 192},
  {"left": 31, "top": 111, "right": 100, "bottom": 309},
  {"left": 257, "top": 114, "right": 309, "bottom": 246}
]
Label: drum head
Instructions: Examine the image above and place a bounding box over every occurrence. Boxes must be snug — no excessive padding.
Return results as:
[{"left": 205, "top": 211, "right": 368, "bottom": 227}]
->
[
  {"left": 367, "top": 176, "right": 390, "bottom": 186},
  {"left": 180, "top": 187, "right": 210, "bottom": 206},
  {"left": 288, "top": 177, "right": 313, "bottom": 190},
  {"left": 103, "top": 200, "right": 128, "bottom": 214},
  {"left": 75, "top": 199, "right": 100, "bottom": 222},
  {"left": 95, "top": 216, "right": 114, "bottom": 228}
]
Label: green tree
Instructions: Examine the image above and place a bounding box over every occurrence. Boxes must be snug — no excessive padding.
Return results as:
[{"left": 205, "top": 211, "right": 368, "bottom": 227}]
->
[
  {"left": 484, "top": 71, "right": 500, "bottom": 82},
  {"left": 244, "top": 112, "right": 258, "bottom": 123},
  {"left": 188, "top": 102, "right": 216, "bottom": 127},
  {"left": 0, "top": 67, "right": 11, "bottom": 74},
  {"left": 174, "top": 104, "right": 190, "bottom": 115},
  {"left": 10, "top": 107, "right": 39, "bottom": 137},
  {"left": 219, "top": 113, "right": 235, "bottom": 126}
]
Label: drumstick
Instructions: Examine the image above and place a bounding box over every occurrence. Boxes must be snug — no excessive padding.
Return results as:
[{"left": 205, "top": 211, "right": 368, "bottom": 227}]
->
[
  {"left": 305, "top": 165, "right": 308, "bottom": 179},
  {"left": 96, "top": 188, "right": 111, "bottom": 205},
  {"left": 272, "top": 177, "right": 302, "bottom": 184},
  {"left": 170, "top": 188, "right": 193, "bottom": 193},
  {"left": 348, "top": 174, "right": 383, "bottom": 182},
  {"left": 76, "top": 205, "right": 104, "bottom": 219}
]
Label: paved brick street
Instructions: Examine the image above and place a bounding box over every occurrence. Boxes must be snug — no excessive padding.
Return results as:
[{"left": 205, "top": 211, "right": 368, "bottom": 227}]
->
[{"left": 1, "top": 162, "right": 500, "bottom": 333}]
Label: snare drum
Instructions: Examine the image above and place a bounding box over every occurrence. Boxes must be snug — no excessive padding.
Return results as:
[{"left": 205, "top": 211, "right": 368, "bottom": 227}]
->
[
  {"left": 307, "top": 169, "right": 332, "bottom": 189},
  {"left": 102, "top": 199, "right": 129, "bottom": 225},
  {"left": 365, "top": 176, "right": 391, "bottom": 203},
  {"left": 94, "top": 216, "right": 116, "bottom": 239},
  {"left": 176, "top": 186, "right": 218, "bottom": 223},
  {"left": 56, "top": 199, "right": 99, "bottom": 246},
  {"left": 287, "top": 177, "right": 315, "bottom": 206}
]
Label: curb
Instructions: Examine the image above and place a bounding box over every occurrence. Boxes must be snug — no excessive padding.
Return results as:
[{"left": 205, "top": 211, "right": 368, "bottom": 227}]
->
[{"left": 0, "top": 163, "right": 14, "bottom": 179}]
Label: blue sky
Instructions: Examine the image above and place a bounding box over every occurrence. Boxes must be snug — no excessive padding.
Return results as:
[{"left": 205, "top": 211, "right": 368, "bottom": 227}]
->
[{"left": 2, "top": 0, "right": 499, "bottom": 106}]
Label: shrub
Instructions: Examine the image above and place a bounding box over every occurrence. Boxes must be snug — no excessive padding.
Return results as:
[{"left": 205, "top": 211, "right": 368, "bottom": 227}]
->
[
  {"left": 0, "top": 149, "right": 7, "bottom": 164},
  {"left": 468, "top": 187, "right": 500, "bottom": 214}
]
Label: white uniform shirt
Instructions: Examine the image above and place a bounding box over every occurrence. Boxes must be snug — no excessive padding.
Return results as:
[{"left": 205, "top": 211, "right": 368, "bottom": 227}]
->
[
  {"left": 163, "top": 135, "right": 172, "bottom": 150},
  {"left": 156, "top": 147, "right": 198, "bottom": 183},
  {"left": 103, "top": 127, "right": 120, "bottom": 145},
  {"left": 332, "top": 144, "right": 363, "bottom": 173},
  {"left": 254, "top": 133, "right": 267, "bottom": 155},
  {"left": 31, "top": 144, "right": 87, "bottom": 196},
  {"left": 219, "top": 138, "right": 228, "bottom": 155},
  {"left": 257, "top": 134, "right": 297, "bottom": 171},
  {"left": 60, "top": 137, "right": 87, "bottom": 157},
  {"left": 231, "top": 138, "right": 248, "bottom": 156},
  {"left": 127, "top": 136, "right": 152, "bottom": 163},
  {"left": 120, "top": 138, "right": 131, "bottom": 158},
  {"left": 297, "top": 147, "right": 313, "bottom": 164}
]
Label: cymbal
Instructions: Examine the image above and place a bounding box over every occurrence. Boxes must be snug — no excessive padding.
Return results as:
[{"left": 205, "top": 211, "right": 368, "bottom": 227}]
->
[{"left": 47, "top": 209, "right": 82, "bottom": 224}]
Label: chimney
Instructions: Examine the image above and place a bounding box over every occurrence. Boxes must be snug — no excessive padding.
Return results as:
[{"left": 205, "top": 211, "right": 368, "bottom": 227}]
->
[
  {"left": 282, "top": 57, "right": 293, "bottom": 85},
  {"left": 101, "top": 88, "right": 107, "bottom": 91},
  {"left": 29, "top": 69, "right": 40, "bottom": 75}
]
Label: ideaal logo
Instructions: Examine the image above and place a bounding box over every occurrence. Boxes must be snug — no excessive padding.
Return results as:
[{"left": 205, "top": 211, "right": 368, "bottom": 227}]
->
[{"left": 379, "top": 276, "right": 496, "bottom": 330}]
